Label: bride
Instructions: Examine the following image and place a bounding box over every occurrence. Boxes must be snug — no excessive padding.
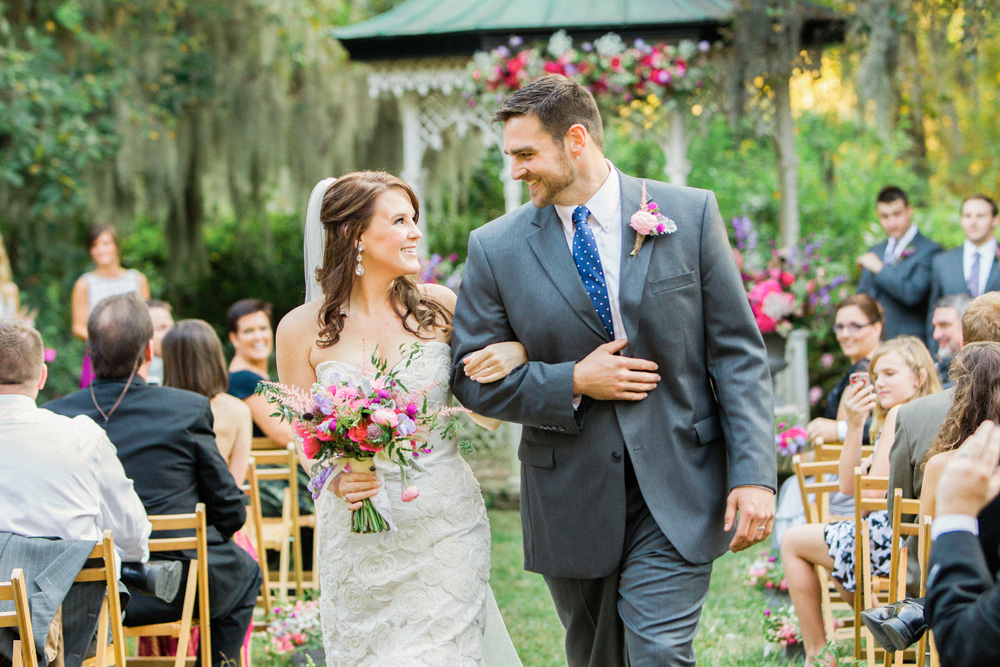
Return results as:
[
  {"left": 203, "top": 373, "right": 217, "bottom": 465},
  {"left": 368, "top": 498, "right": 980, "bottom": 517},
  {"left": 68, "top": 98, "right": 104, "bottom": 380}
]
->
[{"left": 276, "top": 172, "right": 526, "bottom": 666}]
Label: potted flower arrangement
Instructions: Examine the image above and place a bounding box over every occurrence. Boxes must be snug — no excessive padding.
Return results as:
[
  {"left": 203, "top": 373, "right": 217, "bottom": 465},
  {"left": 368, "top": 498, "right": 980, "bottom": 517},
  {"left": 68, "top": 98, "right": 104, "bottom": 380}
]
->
[
  {"left": 264, "top": 599, "right": 324, "bottom": 666},
  {"left": 762, "top": 606, "right": 804, "bottom": 660},
  {"left": 774, "top": 420, "right": 808, "bottom": 474},
  {"left": 418, "top": 252, "right": 464, "bottom": 289},
  {"left": 746, "top": 549, "right": 789, "bottom": 604}
]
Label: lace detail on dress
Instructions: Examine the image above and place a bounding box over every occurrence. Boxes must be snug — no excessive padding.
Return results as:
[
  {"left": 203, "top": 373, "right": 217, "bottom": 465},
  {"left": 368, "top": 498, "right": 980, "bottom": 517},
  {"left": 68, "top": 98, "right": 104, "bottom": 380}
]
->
[{"left": 314, "top": 342, "right": 491, "bottom": 666}]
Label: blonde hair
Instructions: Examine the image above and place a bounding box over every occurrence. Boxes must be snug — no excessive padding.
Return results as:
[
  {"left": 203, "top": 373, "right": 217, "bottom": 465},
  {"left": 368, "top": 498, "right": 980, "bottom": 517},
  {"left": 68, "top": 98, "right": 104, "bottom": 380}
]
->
[{"left": 868, "top": 335, "right": 942, "bottom": 441}]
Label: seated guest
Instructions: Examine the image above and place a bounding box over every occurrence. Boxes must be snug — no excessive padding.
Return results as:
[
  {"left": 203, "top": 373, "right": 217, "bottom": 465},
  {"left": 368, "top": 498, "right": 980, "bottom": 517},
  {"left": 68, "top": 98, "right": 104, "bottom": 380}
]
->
[
  {"left": 924, "top": 421, "right": 1000, "bottom": 667},
  {"left": 783, "top": 336, "right": 941, "bottom": 666},
  {"left": 163, "top": 320, "right": 251, "bottom": 485},
  {"left": 807, "top": 294, "right": 884, "bottom": 446},
  {"left": 45, "top": 294, "right": 261, "bottom": 667},
  {"left": 225, "top": 299, "right": 294, "bottom": 445},
  {"left": 0, "top": 319, "right": 150, "bottom": 562},
  {"left": 146, "top": 300, "right": 175, "bottom": 385},
  {"left": 888, "top": 292, "right": 1000, "bottom": 593},
  {"left": 930, "top": 293, "right": 970, "bottom": 384},
  {"left": 857, "top": 186, "right": 940, "bottom": 342}
]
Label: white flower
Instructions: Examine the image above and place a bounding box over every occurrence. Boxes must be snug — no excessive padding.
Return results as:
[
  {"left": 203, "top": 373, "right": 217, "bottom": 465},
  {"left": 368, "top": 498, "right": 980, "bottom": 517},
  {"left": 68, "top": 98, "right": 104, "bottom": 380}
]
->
[
  {"left": 595, "top": 32, "right": 626, "bottom": 57},
  {"left": 547, "top": 29, "right": 573, "bottom": 57},
  {"left": 678, "top": 39, "right": 698, "bottom": 60},
  {"left": 354, "top": 552, "right": 398, "bottom": 586}
]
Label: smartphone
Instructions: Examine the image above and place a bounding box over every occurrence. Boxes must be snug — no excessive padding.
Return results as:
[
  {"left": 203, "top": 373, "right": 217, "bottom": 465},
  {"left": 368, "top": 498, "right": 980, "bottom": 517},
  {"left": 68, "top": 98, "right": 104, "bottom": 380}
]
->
[{"left": 849, "top": 371, "right": 870, "bottom": 388}]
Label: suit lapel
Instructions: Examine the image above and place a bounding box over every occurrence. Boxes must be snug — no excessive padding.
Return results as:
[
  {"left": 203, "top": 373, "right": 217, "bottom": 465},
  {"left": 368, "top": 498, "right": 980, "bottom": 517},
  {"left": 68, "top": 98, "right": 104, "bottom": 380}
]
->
[
  {"left": 526, "top": 206, "right": 608, "bottom": 340},
  {"left": 617, "top": 172, "right": 654, "bottom": 343},
  {"left": 986, "top": 247, "right": 1000, "bottom": 292}
]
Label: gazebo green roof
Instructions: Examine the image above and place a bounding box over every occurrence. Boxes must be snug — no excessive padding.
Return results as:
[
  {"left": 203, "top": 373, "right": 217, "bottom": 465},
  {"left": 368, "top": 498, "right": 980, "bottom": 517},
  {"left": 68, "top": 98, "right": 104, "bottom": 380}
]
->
[{"left": 334, "top": 0, "right": 843, "bottom": 61}]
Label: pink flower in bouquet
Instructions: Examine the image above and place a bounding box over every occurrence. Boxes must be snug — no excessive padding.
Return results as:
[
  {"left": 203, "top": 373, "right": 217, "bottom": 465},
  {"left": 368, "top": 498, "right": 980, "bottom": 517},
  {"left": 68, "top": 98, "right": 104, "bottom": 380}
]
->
[
  {"left": 755, "top": 311, "right": 777, "bottom": 334},
  {"left": 401, "top": 485, "right": 420, "bottom": 502},
  {"left": 370, "top": 408, "right": 399, "bottom": 428},
  {"left": 780, "top": 271, "right": 795, "bottom": 287},
  {"left": 294, "top": 422, "right": 321, "bottom": 459},
  {"left": 630, "top": 210, "right": 659, "bottom": 235},
  {"left": 347, "top": 422, "right": 369, "bottom": 443},
  {"left": 405, "top": 403, "right": 419, "bottom": 418}
]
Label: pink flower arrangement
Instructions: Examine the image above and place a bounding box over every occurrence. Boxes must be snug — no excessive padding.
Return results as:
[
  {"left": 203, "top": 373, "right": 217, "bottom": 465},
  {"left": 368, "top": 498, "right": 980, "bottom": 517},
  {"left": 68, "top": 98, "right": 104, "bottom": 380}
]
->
[
  {"left": 746, "top": 550, "right": 787, "bottom": 591},
  {"left": 731, "top": 216, "right": 848, "bottom": 337},
  {"left": 256, "top": 345, "right": 467, "bottom": 533},
  {"left": 763, "top": 607, "right": 802, "bottom": 647},
  {"left": 265, "top": 599, "right": 322, "bottom": 657},
  {"left": 775, "top": 422, "right": 808, "bottom": 458}
]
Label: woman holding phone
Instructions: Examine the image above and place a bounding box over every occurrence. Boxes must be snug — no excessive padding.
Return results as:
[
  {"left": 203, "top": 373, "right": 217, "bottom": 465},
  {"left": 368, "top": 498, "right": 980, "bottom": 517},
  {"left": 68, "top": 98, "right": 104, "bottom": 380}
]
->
[{"left": 781, "top": 336, "right": 941, "bottom": 666}]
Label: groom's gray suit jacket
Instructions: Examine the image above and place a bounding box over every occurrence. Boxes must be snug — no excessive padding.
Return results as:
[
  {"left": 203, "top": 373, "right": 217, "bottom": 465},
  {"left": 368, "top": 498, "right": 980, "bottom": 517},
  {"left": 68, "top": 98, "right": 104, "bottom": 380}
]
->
[{"left": 451, "top": 171, "right": 776, "bottom": 579}]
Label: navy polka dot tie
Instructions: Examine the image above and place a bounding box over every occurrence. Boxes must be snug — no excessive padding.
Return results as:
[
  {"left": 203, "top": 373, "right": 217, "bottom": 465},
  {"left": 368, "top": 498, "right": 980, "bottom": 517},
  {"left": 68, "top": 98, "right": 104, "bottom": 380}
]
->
[{"left": 571, "top": 205, "right": 615, "bottom": 340}]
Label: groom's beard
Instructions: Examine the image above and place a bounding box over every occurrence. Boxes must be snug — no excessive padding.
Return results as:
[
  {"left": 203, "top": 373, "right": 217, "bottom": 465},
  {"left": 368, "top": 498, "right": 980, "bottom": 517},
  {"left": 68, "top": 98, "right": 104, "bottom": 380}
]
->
[{"left": 527, "top": 154, "right": 577, "bottom": 207}]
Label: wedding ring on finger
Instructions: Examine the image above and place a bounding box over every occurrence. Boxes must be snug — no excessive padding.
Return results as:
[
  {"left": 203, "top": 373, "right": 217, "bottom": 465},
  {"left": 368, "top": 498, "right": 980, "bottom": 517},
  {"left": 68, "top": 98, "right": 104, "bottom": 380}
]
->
[{"left": 756, "top": 526, "right": 766, "bottom": 531}]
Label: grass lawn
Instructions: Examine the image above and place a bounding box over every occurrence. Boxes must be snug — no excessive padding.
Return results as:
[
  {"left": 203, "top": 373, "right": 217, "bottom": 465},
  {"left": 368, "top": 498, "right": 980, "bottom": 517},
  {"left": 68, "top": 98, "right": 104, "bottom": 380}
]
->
[{"left": 489, "top": 509, "right": 798, "bottom": 667}]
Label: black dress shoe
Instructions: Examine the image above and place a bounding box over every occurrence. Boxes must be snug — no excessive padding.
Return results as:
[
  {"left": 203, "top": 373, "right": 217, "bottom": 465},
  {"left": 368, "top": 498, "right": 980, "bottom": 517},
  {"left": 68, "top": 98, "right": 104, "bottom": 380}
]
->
[
  {"left": 120, "top": 560, "right": 183, "bottom": 603},
  {"left": 860, "top": 598, "right": 927, "bottom": 652}
]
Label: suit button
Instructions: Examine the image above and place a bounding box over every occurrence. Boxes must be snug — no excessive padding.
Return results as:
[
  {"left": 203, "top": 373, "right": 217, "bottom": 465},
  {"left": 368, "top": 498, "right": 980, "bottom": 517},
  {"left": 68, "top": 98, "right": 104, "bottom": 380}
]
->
[
  {"left": 611, "top": 451, "right": 622, "bottom": 462},
  {"left": 557, "top": 426, "right": 565, "bottom": 432}
]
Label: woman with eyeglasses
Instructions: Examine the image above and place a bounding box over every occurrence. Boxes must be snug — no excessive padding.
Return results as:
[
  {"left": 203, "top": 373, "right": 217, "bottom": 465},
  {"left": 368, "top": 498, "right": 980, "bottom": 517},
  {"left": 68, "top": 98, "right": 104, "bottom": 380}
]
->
[{"left": 807, "top": 294, "right": 885, "bottom": 445}]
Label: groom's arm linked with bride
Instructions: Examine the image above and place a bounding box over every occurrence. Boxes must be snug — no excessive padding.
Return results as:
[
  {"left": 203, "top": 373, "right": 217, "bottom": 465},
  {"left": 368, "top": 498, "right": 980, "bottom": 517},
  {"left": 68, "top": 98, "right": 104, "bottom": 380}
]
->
[{"left": 450, "top": 74, "right": 776, "bottom": 667}]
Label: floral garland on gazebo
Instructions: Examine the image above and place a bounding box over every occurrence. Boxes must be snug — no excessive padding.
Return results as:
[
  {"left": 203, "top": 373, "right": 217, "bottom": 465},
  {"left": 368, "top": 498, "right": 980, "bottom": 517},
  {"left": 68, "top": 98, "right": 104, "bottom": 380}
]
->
[{"left": 466, "top": 30, "right": 717, "bottom": 129}]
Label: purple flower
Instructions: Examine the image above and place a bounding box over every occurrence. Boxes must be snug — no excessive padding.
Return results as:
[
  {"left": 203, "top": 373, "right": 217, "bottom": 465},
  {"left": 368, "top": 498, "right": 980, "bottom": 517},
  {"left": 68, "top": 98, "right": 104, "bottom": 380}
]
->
[
  {"left": 509, "top": 36, "right": 523, "bottom": 47},
  {"left": 581, "top": 41, "right": 593, "bottom": 52},
  {"left": 43, "top": 348, "right": 57, "bottom": 362},
  {"left": 656, "top": 223, "right": 666, "bottom": 233},
  {"left": 698, "top": 40, "right": 711, "bottom": 53},
  {"left": 395, "top": 415, "right": 417, "bottom": 437},
  {"left": 378, "top": 389, "right": 390, "bottom": 400},
  {"left": 307, "top": 466, "right": 334, "bottom": 500},
  {"left": 313, "top": 392, "right": 334, "bottom": 416},
  {"left": 731, "top": 216, "right": 752, "bottom": 243},
  {"left": 366, "top": 424, "right": 383, "bottom": 441},
  {"left": 496, "top": 45, "right": 511, "bottom": 58}
]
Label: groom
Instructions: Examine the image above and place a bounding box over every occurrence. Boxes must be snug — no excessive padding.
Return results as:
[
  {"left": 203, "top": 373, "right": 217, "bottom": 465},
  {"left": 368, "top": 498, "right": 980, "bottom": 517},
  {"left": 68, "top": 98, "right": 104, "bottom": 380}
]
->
[{"left": 451, "top": 75, "right": 776, "bottom": 667}]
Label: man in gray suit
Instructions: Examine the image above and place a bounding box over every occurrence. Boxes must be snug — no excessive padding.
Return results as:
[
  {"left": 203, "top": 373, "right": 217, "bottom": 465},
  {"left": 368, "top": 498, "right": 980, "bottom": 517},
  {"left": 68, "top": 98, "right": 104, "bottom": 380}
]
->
[
  {"left": 889, "top": 291, "right": 1000, "bottom": 594},
  {"left": 451, "top": 75, "right": 776, "bottom": 667}
]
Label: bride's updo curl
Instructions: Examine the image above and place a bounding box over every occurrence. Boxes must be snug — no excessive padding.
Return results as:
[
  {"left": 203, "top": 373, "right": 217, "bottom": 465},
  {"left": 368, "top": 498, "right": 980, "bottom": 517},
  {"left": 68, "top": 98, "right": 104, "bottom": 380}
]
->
[{"left": 315, "top": 171, "right": 451, "bottom": 348}]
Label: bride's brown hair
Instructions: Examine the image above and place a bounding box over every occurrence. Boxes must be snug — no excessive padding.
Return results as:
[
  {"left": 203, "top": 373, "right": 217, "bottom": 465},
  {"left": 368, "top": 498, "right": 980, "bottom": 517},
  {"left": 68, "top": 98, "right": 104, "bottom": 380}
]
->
[{"left": 315, "top": 171, "right": 451, "bottom": 348}]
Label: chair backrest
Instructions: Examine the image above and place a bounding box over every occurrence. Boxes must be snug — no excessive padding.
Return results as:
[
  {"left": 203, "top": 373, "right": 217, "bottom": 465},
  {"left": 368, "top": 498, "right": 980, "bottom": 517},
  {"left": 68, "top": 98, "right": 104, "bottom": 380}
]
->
[
  {"left": 815, "top": 442, "right": 876, "bottom": 462},
  {"left": 854, "top": 468, "right": 890, "bottom": 663},
  {"left": 251, "top": 444, "right": 303, "bottom": 597},
  {"left": 251, "top": 436, "right": 288, "bottom": 451},
  {"left": 75, "top": 531, "right": 125, "bottom": 667},
  {"left": 146, "top": 503, "right": 210, "bottom": 667},
  {"left": 792, "top": 456, "right": 843, "bottom": 523},
  {"left": 0, "top": 569, "right": 37, "bottom": 667},
  {"left": 243, "top": 457, "right": 272, "bottom": 615}
]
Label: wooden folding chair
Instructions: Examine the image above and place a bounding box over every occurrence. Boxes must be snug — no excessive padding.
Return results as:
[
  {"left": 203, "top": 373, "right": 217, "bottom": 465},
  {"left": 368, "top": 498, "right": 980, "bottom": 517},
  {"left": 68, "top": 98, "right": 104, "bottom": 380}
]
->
[
  {"left": 124, "top": 504, "right": 210, "bottom": 667},
  {"left": 0, "top": 568, "right": 37, "bottom": 667},
  {"left": 241, "top": 457, "right": 272, "bottom": 617},
  {"left": 791, "top": 456, "right": 856, "bottom": 646},
  {"left": 854, "top": 469, "right": 896, "bottom": 665},
  {"left": 250, "top": 445, "right": 303, "bottom": 601},
  {"left": 79, "top": 531, "right": 126, "bottom": 667},
  {"left": 250, "top": 437, "right": 286, "bottom": 451}
]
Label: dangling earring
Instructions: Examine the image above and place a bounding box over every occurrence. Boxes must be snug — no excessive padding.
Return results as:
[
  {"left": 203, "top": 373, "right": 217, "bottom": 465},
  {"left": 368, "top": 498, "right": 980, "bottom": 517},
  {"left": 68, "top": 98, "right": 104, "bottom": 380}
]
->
[{"left": 355, "top": 243, "right": 365, "bottom": 276}]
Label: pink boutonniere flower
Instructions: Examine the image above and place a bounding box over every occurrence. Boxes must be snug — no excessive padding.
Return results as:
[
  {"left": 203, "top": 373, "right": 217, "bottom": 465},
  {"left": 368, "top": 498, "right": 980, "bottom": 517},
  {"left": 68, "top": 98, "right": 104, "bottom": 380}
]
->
[
  {"left": 899, "top": 245, "right": 916, "bottom": 260},
  {"left": 629, "top": 181, "right": 676, "bottom": 256}
]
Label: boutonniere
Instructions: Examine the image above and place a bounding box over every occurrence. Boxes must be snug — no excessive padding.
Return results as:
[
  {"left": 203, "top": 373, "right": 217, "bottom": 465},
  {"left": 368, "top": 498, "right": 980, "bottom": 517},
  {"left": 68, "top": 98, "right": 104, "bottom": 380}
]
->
[
  {"left": 899, "top": 244, "right": 916, "bottom": 260},
  {"left": 629, "top": 181, "right": 676, "bottom": 256}
]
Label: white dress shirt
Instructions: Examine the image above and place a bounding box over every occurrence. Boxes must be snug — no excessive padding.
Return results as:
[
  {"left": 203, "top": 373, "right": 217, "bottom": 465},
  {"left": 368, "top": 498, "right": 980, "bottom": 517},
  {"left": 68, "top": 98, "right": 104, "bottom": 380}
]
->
[
  {"left": 0, "top": 394, "right": 151, "bottom": 565},
  {"left": 553, "top": 162, "right": 625, "bottom": 341},
  {"left": 964, "top": 238, "right": 997, "bottom": 297},
  {"left": 931, "top": 514, "right": 979, "bottom": 540},
  {"left": 884, "top": 224, "right": 919, "bottom": 265}
]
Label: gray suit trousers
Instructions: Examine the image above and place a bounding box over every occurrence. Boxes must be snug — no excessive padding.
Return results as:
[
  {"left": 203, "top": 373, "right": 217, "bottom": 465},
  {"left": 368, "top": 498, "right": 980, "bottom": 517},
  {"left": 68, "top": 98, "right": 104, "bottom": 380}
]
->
[{"left": 543, "top": 455, "right": 712, "bottom": 667}]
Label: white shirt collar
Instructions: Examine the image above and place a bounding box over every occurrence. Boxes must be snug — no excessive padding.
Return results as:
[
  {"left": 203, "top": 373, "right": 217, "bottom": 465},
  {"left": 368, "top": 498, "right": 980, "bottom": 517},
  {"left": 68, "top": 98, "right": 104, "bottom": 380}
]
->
[
  {"left": 554, "top": 161, "right": 621, "bottom": 232},
  {"left": 887, "top": 224, "right": 919, "bottom": 254},
  {"left": 964, "top": 236, "right": 997, "bottom": 259},
  {"left": 0, "top": 394, "right": 37, "bottom": 411}
]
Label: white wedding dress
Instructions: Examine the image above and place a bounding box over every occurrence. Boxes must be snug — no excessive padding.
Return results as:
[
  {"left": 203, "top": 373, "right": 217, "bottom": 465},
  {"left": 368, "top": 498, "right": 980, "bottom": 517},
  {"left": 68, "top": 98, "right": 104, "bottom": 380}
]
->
[{"left": 313, "top": 342, "right": 522, "bottom": 667}]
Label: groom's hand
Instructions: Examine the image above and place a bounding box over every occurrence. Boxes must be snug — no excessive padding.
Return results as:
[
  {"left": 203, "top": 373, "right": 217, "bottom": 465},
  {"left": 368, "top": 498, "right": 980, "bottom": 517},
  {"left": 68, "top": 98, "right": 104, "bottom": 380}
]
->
[
  {"left": 572, "top": 339, "right": 660, "bottom": 401},
  {"left": 725, "top": 485, "right": 775, "bottom": 552}
]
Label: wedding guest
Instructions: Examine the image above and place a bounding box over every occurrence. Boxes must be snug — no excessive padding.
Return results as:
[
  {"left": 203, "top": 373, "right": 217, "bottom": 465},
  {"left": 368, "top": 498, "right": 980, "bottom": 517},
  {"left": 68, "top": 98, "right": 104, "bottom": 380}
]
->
[
  {"left": 45, "top": 293, "right": 260, "bottom": 667},
  {"left": 225, "top": 298, "right": 294, "bottom": 445},
  {"left": 930, "top": 293, "right": 971, "bottom": 384},
  {"left": 782, "top": 336, "right": 941, "bottom": 666},
  {"left": 71, "top": 225, "right": 150, "bottom": 388},
  {"left": 163, "top": 319, "right": 251, "bottom": 485},
  {"left": 146, "top": 300, "right": 175, "bottom": 385},
  {"left": 924, "top": 421, "right": 1000, "bottom": 667},
  {"left": 0, "top": 237, "right": 20, "bottom": 320},
  {"left": 857, "top": 186, "right": 941, "bottom": 342},
  {"left": 806, "top": 294, "right": 884, "bottom": 445},
  {"left": 0, "top": 318, "right": 151, "bottom": 565},
  {"left": 929, "top": 195, "right": 1000, "bottom": 321}
]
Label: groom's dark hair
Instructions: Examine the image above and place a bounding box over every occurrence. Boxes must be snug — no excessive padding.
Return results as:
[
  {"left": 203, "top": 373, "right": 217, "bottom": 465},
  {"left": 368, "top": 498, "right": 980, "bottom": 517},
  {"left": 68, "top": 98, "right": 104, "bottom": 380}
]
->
[{"left": 492, "top": 74, "right": 604, "bottom": 150}]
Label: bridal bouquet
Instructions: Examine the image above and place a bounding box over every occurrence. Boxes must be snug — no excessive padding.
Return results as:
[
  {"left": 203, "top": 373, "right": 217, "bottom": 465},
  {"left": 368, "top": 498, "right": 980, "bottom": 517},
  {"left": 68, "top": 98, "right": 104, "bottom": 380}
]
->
[{"left": 255, "top": 345, "right": 463, "bottom": 533}]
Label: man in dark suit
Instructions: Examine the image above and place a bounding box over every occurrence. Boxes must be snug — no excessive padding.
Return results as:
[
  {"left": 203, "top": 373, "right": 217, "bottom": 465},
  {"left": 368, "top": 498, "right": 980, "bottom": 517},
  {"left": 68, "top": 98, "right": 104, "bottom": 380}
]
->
[
  {"left": 929, "top": 195, "right": 1000, "bottom": 332},
  {"left": 857, "top": 186, "right": 941, "bottom": 342},
  {"left": 45, "top": 294, "right": 261, "bottom": 667},
  {"left": 925, "top": 420, "right": 1000, "bottom": 667},
  {"left": 452, "top": 75, "right": 776, "bottom": 667}
]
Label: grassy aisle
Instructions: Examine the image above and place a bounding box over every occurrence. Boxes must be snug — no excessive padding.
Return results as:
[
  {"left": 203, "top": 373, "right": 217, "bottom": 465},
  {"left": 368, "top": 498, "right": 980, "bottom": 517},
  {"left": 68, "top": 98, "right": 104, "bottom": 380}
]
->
[{"left": 489, "top": 509, "right": 792, "bottom": 667}]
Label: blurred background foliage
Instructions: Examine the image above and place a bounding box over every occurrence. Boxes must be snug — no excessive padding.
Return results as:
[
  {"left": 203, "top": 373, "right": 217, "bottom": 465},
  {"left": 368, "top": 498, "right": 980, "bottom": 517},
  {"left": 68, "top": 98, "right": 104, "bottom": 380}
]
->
[{"left": 2, "top": 0, "right": 999, "bottom": 407}]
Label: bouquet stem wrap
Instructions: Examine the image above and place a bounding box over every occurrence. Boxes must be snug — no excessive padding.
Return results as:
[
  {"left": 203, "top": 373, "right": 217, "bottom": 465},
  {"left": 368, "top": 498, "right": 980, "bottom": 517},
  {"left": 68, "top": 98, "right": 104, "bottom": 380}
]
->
[{"left": 335, "top": 456, "right": 396, "bottom": 534}]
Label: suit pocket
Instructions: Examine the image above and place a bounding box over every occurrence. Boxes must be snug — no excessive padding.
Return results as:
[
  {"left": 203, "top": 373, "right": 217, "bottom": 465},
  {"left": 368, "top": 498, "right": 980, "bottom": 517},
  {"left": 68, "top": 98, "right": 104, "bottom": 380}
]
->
[
  {"left": 518, "top": 441, "right": 555, "bottom": 469},
  {"left": 693, "top": 414, "right": 723, "bottom": 446},
  {"left": 650, "top": 271, "right": 696, "bottom": 294}
]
